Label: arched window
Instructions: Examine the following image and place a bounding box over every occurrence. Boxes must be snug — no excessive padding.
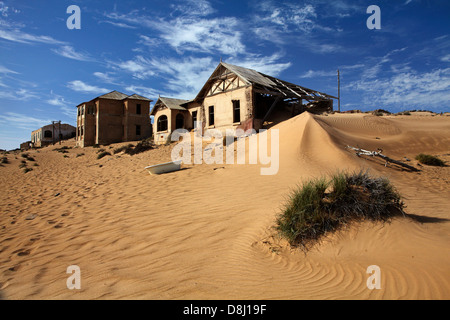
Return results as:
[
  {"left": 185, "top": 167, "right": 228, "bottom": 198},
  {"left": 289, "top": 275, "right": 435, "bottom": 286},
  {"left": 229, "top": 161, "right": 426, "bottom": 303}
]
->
[
  {"left": 44, "top": 130, "right": 52, "bottom": 138},
  {"left": 157, "top": 115, "right": 168, "bottom": 132},
  {"left": 175, "top": 113, "right": 184, "bottom": 129}
]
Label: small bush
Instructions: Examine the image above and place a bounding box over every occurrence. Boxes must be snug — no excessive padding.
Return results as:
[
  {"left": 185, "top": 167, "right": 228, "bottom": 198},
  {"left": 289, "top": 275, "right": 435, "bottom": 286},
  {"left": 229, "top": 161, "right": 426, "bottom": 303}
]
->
[
  {"left": 276, "top": 171, "right": 405, "bottom": 248},
  {"left": 113, "top": 144, "right": 134, "bottom": 154},
  {"left": 21, "top": 153, "right": 29, "bottom": 158},
  {"left": 76, "top": 153, "right": 85, "bottom": 158},
  {"left": 23, "top": 167, "right": 33, "bottom": 173},
  {"left": 19, "top": 163, "right": 27, "bottom": 169},
  {"left": 54, "top": 147, "right": 69, "bottom": 154},
  {"left": 96, "top": 148, "right": 106, "bottom": 154},
  {"left": 125, "top": 139, "right": 154, "bottom": 155},
  {"left": 415, "top": 154, "right": 445, "bottom": 166},
  {"left": 1, "top": 157, "right": 8, "bottom": 164},
  {"left": 97, "top": 151, "right": 111, "bottom": 159}
]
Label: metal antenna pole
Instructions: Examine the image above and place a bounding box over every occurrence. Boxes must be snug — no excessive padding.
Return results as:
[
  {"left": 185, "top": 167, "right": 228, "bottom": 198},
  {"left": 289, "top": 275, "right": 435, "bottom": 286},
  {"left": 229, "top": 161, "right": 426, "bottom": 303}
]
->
[{"left": 337, "top": 69, "right": 341, "bottom": 112}]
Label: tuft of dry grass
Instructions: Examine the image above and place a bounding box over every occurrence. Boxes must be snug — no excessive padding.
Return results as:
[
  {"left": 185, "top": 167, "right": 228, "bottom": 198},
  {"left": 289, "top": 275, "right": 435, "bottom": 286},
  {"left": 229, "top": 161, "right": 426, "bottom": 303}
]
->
[
  {"left": 415, "top": 154, "right": 445, "bottom": 167},
  {"left": 276, "top": 171, "right": 405, "bottom": 249}
]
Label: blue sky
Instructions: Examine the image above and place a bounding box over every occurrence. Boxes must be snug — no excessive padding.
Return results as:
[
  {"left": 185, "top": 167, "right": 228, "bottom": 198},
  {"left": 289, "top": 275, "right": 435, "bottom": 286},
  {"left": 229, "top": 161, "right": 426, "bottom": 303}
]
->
[{"left": 0, "top": 0, "right": 449, "bottom": 150}]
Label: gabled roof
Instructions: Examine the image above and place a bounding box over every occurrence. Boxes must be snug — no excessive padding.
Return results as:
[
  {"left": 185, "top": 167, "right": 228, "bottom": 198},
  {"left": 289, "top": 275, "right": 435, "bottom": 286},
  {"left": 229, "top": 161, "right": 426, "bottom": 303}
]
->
[
  {"left": 75, "top": 91, "right": 152, "bottom": 107},
  {"left": 194, "top": 62, "right": 338, "bottom": 102},
  {"left": 98, "top": 90, "right": 129, "bottom": 100},
  {"left": 150, "top": 97, "right": 189, "bottom": 115},
  {"left": 126, "top": 94, "right": 152, "bottom": 101}
]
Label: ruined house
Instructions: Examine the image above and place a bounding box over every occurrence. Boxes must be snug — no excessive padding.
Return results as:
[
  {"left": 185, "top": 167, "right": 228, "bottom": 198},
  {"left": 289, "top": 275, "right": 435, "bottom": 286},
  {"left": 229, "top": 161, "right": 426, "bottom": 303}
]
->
[
  {"left": 31, "top": 123, "right": 76, "bottom": 147},
  {"left": 76, "top": 91, "right": 152, "bottom": 147},
  {"left": 151, "top": 62, "right": 337, "bottom": 144},
  {"left": 150, "top": 97, "right": 190, "bottom": 144}
]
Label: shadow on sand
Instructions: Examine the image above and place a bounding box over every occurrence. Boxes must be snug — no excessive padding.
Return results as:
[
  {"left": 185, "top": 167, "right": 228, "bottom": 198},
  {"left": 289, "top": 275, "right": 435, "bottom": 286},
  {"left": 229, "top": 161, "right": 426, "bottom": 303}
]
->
[{"left": 406, "top": 213, "right": 450, "bottom": 224}]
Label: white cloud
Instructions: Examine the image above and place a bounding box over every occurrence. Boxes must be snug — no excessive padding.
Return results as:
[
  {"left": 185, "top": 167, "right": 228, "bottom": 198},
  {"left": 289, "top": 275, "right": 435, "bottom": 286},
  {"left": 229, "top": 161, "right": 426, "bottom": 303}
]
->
[
  {"left": 441, "top": 54, "right": 450, "bottom": 63},
  {"left": 346, "top": 68, "right": 450, "bottom": 110},
  {"left": 104, "top": 9, "right": 245, "bottom": 56},
  {"left": 112, "top": 56, "right": 156, "bottom": 80},
  {"left": 0, "top": 112, "right": 52, "bottom": 130},
  {"left": 150, "top": 56, "right": 217, "bottom": 99},
  {"left": 260, "top": 2, "right": 317, "bottom": 33},
  {"left": 171, "top": 0, "right": 215, "bottom": 17},
  {"left": 93, "top": 71, "right": 117, "bottom": 84},
  {"left": 0, "top": 64, "right": 18, "bottom": 74},
  {"left": 125, "top": 85, "right": 160, "bottom": 100},
  {"left": 0, "top": 27, "right": 64, "bottom": 45},
  {"left": 226, "top": 53, "right": 292, "bottom": 77},
  {"left": 52, "top": 46, "right": 93, "bottom": 62},
  {"left": 98, "top": 20, "right": 137, "bottom": 29},
  {"left": 0, "top": 88, "right": 37, "bottom": 101},
  {"left": 67, "top": 80, "right": 109, "bottom": 94},
  {"left": 152, "top": 17, "right": 245, "bottom": 56},
  {"left": 300, "top": 70, "right": 337, "bottom": 78}
]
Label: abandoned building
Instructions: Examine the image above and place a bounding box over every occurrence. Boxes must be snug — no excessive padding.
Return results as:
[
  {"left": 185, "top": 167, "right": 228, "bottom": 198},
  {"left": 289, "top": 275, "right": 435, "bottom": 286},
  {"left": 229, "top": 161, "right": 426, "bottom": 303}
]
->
[
  {"left": 20, "top": 141, "right": 32, "bottom": 151},
  {"left": 151, "top": 97, "right": 190, "bottom": 144},
  {"left": 151, "top": 62, "right": 337, "bottom": 144},
  {"left": 31, "top": 123, "right": 76, "bottom": 147},
  {"left": 76, "top": 90, "right": 152, "bottom": 147}
]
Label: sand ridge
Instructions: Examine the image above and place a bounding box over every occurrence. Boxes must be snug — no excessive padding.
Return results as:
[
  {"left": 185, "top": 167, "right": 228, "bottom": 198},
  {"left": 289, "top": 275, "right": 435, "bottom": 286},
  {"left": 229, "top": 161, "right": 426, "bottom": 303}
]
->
[{"left": 0, "top": 112, "right": 449, "bottom": 299}]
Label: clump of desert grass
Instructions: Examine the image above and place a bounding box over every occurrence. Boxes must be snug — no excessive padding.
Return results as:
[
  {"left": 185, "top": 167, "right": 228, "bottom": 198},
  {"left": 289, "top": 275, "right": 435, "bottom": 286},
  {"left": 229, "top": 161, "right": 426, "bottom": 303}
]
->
[
  {"left": 21, "top": 153, "right": 35, "bottom": 161},
  {"left": 97, "top": 151, "right": 111, "bottom": 159},
  {"left": 275, "top": 171, "right": 405, "bottom": 249},
  {"left": 114, "top": 139, "right": 155, "bottom": 156},
  {"left": 113, "top": 144, "right": 134, "bottom": 154},
  {"left": 415, "top": 154, "right": 445, "bottom": 167}
]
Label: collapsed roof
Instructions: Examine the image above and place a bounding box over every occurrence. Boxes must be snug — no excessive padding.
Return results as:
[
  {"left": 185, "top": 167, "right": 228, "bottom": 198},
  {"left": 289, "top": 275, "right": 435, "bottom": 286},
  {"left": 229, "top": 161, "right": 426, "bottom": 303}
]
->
[{"left": 195, "top": 62, "right": 338, "bottom": 103}]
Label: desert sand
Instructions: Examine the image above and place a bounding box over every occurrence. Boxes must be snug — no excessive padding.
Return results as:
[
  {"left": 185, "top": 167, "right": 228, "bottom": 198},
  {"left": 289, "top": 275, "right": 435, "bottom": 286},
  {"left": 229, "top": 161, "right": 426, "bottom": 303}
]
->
[{"left": 0, "top": 111, "right": 449, "bottom": 300}]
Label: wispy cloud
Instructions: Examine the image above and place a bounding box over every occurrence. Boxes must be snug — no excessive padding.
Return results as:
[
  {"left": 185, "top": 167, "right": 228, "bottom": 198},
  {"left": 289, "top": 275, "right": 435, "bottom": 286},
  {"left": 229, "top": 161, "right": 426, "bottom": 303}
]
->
[
  {"left": 67, "top": 80, "right": 109, "bottom": 94},
  {"left": 111, "top": 56, "right": 156, "bottom": 80},
  {"left": 104, "top": 6, "right": 245, "bottom": 56},
  {"left": 441, "top": 54, "right": 450, "bottom": 63},
  {"left": 52, "top": 45, "right": 94, "bottom": 62},
  {"left": 0, "top": 1, "right": 19, "bottom": 17},
  {"left": 0, "top": 88, "right": 38, "bottom": 101},
  {"left": 256, "top": 1, "right": 318, "bottom": 33},
  {"left": 125, "top": 85, "right": 160, "bottom": 100},
  {"left": 226, "top": 52, "right": 292, "bottom": 77},
  {"left": 98, "top": 20, "right": 137, "bottom": 29},
  {"left": 0, "top": 24, "right": 64, "bottom": 45},
  {"left": 157, "top": 17, "right": 245, "bottom": 56},
  {"left": 345, "top": 68, "right": 450, "bottom": 110},
  {"left": 0, "top": 64, "right": 18, "bottom": 74},
  {"left": 170, "top": 0, "right": 215, "bottom": 17},
  {"left": 93, "top": 71, "right": 118, "bottom": 84},
  {"left": 0, "top": 112, "right": 52, "bottom": 130},
  {"left": 300, "top": 70, "right": 337, "bottom": 78}
]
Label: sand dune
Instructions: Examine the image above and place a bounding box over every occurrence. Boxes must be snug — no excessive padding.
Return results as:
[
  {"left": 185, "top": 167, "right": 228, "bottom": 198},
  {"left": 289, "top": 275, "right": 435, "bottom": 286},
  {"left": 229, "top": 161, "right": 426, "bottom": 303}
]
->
[{"left": 0, "top": 112, "right": 449, "bottom": 299}]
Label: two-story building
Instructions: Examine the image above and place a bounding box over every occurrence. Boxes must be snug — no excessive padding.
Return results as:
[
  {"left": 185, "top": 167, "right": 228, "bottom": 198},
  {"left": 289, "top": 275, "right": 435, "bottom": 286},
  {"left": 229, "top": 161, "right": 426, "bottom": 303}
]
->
[{"left": 76, "top": 91, "right": 152, "bottom": 147}]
